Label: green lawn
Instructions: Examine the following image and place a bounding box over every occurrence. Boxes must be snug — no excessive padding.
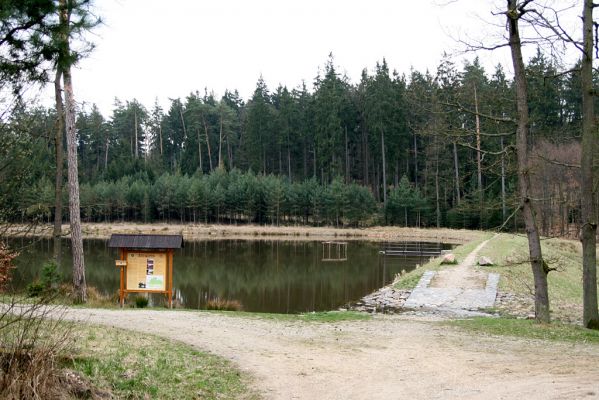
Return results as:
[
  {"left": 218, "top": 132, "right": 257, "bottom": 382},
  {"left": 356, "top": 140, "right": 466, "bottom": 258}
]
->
[
  {"left": 449, "top": 317, "right": 599, "bottom": 344},
  {"left": 68, "top": 323, "right": 257, "bottom": 399},
  {"left": 477, "top": 233, "right": 596, "bottom": 321}
]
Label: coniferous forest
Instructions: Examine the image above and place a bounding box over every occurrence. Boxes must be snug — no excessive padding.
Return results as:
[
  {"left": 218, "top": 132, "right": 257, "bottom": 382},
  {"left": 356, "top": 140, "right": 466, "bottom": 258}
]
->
[{"left": 2, "top": 52, "right": 592, "bottom": 232}]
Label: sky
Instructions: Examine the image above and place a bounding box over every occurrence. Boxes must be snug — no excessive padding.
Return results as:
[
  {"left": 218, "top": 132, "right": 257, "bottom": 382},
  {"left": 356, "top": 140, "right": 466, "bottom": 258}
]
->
[{"left": 39, "top": 0, "right": 571, "bottom": 115}]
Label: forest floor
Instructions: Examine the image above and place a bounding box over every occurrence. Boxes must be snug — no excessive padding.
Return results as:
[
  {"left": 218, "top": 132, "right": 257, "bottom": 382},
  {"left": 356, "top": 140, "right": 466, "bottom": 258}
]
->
[
  {"left": 4, "top": 222, "right": 485, "bottom": 243},
  {"left": 59, "top": 307, "right": 599, "bottom": 400}
]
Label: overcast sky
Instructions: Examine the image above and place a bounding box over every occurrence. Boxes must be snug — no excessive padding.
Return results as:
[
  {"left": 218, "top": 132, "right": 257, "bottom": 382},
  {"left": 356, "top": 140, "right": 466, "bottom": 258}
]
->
[{"left": 43, "top": 0, "right": 559, "bottom": 115}]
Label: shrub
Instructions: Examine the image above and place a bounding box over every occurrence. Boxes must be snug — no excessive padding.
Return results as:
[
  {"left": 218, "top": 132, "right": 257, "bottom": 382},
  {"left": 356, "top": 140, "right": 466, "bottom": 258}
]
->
[
  {"left": 134, "top": 296, "right": 149, "bottom": 308},
  {"left": 0, "top": 243, "right": 17, "bottom": 292},
  {"left": 0, "top": 296, "right": 71, "bottom": 399},
  {"left": 205, "top": 298, "right": 243, "bottom": 311},
  {"left": 26, "top": 261, "right": 61, "bottom": 298}
]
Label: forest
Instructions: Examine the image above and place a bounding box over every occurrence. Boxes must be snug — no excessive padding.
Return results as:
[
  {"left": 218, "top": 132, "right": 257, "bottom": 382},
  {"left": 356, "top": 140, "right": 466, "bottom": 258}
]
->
[{"left": 2, "top": 51, "right": 589, "bottom": 232}]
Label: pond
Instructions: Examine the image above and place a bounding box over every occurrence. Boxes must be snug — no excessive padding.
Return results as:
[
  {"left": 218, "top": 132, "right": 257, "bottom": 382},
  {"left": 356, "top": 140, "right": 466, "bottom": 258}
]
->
[{"left": 8, "top": 238, "right": 450, "bottom": 313}]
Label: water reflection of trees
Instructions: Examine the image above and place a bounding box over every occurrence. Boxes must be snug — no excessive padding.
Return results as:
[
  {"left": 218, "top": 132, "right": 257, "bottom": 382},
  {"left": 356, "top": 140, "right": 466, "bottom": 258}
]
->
[{"left": 11, "top": 239, "right": 427, "bottom": 313}]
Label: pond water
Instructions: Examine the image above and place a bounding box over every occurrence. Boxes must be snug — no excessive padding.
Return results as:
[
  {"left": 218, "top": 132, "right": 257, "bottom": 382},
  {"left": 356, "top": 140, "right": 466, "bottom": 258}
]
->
[{"left": 8, "top": 238, "right": 450, "bottom": 313}]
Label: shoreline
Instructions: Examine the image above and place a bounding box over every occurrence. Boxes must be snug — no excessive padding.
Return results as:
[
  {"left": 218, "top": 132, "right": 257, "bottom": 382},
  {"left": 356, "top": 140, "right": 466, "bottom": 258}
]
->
[{"left": 2, "top": 222, "right": 485, "bottom": 244}]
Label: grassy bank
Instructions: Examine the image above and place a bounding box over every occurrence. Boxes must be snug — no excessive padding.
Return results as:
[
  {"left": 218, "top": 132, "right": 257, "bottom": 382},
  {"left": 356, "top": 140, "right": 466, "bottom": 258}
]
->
[
  {"left": 477, "top": 233, "right": 597, "bottom": 322},
  {"left": 69, "top": 323, "right": 256, "bottom": 399},
  {"left": 448, "top": 317, "right": 599, "bottom": 344},
  {"left": 394, "top": 231, "right": 598, "bottom": 323}
]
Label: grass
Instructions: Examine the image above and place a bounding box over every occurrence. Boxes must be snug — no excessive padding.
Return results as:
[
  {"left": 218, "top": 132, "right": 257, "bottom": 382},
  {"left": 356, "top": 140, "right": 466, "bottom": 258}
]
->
[
  {"left": 393, "top": 231, "right": 493, "bottom": 290},
  {"left": 477, "top": 233, "right": 598, "bottom": 321},
  {"left": 449, "top": 317, "right": 599, "bottom": 344},
  {"left": 208, "top": 310, "right": 371, "bottom": 323},
  {"left": 68, "top": 323, "right": 256, "bottom": 400}
]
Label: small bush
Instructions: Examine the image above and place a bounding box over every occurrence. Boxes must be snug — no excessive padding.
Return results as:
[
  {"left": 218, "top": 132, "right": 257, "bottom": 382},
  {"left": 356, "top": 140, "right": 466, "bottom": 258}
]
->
[
  {"left": 40, "top": 261, "right": 61, "bottom": 289},
  {"left": 0, "top": 243, "right": 17, "bottom": 291},
  {"left": 26, "top": 281, "right": 46, "bottom": 298},
  {"left": 134, "top": 296, "right": 149, "bottom": 308},
  {"left": 0, "top": 297, "right": 73, "bottom": 399},
  {"left": 26, "top": 261, "right": 61, "bottom": 298},
  {"left": 205, "top": 298, "right": 243, "bottom": 311}
]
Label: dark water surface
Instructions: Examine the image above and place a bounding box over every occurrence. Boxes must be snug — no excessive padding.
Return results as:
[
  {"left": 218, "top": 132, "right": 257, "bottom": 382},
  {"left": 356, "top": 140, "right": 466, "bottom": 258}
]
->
[{"left": 9, "top": 238, "right": 445, "bottom": 313}]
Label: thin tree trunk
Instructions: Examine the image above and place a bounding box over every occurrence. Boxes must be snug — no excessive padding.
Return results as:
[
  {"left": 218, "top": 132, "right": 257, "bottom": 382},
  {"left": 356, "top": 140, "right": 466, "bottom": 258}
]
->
[
  {"left": 134, "top": 108, "right": 138, "bottom": 158},
  {"left": 53, "top": 69, "right": 64, "bottom": 265},
  {"left": 507, "top": 0, "right": 549, "bottom": 323},
  {"left": 474, "top": 84, "right": 484, "bottom": 228},
  {"left": 381, "top": 130, "right": 387, "bottom": 206},
  {"left": 580, "top": 0, "right": 599, "bottom": 329},
  {"left": 453, "top": 141, "right": 461, "bottom": 205},
  {"left": 345, "top": 125, "right": 349, "bottom": 183},
  {"left": 179, "top": 107, "right": 187, "bottom": 141},
  {"left": 159, "top": 123, "right": 163, "bottom": 155},
  {"left": 197, "top": 128, "right": 203, "bottom": 172},
  {"left": 218, "top": 109, "right": 224, "bottom": 169},
  {"left": 60, "top": 0, "right": 86, "bottom": 303},
  {"left": 474, "top": 85, "right": 482, "bottom": 192},
  {"left": 227, "top": 132, "right": 233, "bottom": 169},
  {"left": 501, "top": 137, "right": 506, "bottom": 222},
  {"left": 435, "top": 140, "right": 441, "bottom": 228},
  {"left": 202, "top": 115, "right": 213, "bottom": 172},
  {"left": 104, "top": 139, "right": 108, "bottom": 170},
  {"left": 413, "top": 132, "right": 418, "bottom": 188}
]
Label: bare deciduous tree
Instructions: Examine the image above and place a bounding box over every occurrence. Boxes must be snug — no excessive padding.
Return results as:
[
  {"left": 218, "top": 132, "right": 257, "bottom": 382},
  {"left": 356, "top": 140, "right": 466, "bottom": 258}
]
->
[
  {"left": 506, "top": 0, "right": 551, "bottom": 323},
  {"left": 580, "top": 0, "right": 598, "bottom": 329}
]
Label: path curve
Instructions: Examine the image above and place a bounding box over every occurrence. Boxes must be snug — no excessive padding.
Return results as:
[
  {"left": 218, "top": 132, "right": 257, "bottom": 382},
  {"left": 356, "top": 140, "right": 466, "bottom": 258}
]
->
[{"left": 61, "top": 308, "right": 599, "bottom": 400}]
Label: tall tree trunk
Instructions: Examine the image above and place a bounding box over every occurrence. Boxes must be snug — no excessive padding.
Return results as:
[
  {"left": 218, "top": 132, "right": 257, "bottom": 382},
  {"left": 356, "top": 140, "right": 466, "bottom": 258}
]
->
[
  {"left": 413, "top": 132, "right": 418, "bottom": 188},
  {"left": 474, "top": 85, "right": 482, "bottom": 192},
  {"left": 381, "top": 130, "right": 387, "bottom": 205},
  {"left": 134, "top": 108, "right": 138, "bottom": 158},
  {"left": 197, "top": 128, "right": 203, "bottom": 172},
  {"left": 501, "top": 137, "right": 507, "bottom": 222},
  {"left": 227, "top": 132, "right": 233, "bottom": 169},
  {"left": 159, "top": 123, "right": 163, "bottom": 155},
  {"left": 453, "top": 141, "right": 461, "bottom": 205},
  {"left": 474, "top": 84, "right": 484, "bottom": 228},
  {"left": 435, "top": 139, "right": 441, "bottom": 228},
  {"left": 345, "top": 125, "right": 349, "bottom": 183},
  {"left": 202, "top": 115, "right": 213, "bottom": 172},
  {"left": 218, "top": 112, "right": 224, "bottom": 169},
  {"left": 581, "top": 0, "right": 599, "bottom": 329},
  {"left": 53, "top": 69, "right": 64, "bottom": 264},
  {"left": 60, "top": 1, "right": 86, "bottom": 303},
  {"left": 507, "top": 0, "right": 549, "bottom": 323},
  {"left": 179, "top": 107, "right": 187, "bottom": 141}
]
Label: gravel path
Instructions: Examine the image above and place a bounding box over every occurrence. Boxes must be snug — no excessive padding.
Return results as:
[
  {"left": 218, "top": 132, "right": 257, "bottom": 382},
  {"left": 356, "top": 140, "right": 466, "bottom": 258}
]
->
[
  {"left": 60, "top": 308, "right": 599, "bottom": 399},
  {"left": 404, "top": 236, "right": 500, "bottom": 315}
]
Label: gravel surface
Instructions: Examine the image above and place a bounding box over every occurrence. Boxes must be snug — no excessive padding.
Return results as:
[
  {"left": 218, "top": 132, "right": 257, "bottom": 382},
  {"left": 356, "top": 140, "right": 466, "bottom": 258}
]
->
[{"left": 60, "top": 308, "right": 599, "bottom": 400}]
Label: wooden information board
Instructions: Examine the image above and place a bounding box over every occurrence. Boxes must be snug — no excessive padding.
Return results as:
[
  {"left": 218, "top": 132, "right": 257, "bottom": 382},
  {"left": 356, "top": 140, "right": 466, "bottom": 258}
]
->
[
  {"left": 126, "top": 252, "right": 167, "bottom": 291},
  {"left": 109, "top": 234, "right": 182, "bottom": 308}
]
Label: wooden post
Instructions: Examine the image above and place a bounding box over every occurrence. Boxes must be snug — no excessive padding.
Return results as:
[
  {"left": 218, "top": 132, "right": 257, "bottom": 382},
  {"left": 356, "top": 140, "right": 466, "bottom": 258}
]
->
[
  {"left": 119, "top": 248, "right": 125, "bottom": 307},
  {"left": 168, "top": 249, "right": 174, "bottom": 308}
]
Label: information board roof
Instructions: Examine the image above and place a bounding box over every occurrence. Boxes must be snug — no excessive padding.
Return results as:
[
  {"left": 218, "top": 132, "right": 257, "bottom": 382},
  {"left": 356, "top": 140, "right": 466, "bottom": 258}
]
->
[{"left": 108, "top": 234, "right": 183, "bottom": 249}]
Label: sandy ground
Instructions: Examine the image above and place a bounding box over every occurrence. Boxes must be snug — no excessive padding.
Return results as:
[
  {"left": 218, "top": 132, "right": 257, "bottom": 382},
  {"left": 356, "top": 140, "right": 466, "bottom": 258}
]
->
[
  {"left": 3, "top": 222, "right": 484, "bottom": 244},
  {"left": 60, "top": 308, "right": 599, "bottom": 400}
]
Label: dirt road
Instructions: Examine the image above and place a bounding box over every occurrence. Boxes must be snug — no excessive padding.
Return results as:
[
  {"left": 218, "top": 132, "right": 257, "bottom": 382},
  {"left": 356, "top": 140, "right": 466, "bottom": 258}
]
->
[{"left": 62, "top": 308, "right": 599, "bottom": 399}]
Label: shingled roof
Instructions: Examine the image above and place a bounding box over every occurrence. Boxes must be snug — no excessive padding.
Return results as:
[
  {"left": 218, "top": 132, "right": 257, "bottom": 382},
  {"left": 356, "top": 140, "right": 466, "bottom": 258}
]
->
[{"left": 108, "top": 234, "right": 183, "bottom": 249}]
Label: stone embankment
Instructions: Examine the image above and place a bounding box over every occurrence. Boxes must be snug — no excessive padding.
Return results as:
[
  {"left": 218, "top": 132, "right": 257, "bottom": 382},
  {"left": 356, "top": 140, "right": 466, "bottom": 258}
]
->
[{"left": 347, "top": 284, "right": 411, "bottom": 313}]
